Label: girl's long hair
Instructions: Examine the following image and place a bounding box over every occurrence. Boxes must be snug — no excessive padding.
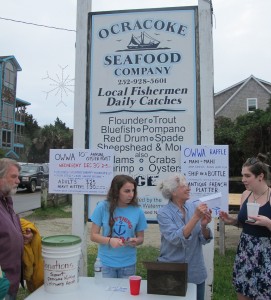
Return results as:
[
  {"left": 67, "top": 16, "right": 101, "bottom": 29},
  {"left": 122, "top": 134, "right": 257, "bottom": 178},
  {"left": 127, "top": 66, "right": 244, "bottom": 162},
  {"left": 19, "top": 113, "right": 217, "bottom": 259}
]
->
[{"left": 107, "top": 174, "right": 138, "bottom": 237}]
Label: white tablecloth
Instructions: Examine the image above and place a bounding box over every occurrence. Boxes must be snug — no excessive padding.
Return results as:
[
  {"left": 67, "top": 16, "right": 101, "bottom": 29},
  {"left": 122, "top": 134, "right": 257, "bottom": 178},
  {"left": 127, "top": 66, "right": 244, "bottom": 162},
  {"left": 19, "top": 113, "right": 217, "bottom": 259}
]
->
[{"left": 25, "top": 277, "right": 197, "bottom": 300}]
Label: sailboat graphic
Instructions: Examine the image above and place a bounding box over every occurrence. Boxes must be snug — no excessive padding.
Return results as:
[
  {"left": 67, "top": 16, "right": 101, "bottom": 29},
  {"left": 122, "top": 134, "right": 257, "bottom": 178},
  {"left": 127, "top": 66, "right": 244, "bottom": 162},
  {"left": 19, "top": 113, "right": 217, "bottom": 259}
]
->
[{"left": 127, "top": 31, "right": 160, "bottom": 50}]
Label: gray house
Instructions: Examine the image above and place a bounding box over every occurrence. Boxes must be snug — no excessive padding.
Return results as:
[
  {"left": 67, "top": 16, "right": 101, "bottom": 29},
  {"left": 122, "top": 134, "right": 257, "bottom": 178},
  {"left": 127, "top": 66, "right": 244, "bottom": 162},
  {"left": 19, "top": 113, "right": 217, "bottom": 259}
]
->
[{"left": 214, "top": 75, "right": 271, "bottom": 120}]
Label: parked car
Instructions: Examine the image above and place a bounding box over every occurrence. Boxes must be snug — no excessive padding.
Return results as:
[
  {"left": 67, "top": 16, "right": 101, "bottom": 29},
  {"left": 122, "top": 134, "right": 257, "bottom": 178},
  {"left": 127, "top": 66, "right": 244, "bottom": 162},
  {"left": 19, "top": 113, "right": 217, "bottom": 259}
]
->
[{"left": 18, "top": 163, "right": 49, "bottom": 192}]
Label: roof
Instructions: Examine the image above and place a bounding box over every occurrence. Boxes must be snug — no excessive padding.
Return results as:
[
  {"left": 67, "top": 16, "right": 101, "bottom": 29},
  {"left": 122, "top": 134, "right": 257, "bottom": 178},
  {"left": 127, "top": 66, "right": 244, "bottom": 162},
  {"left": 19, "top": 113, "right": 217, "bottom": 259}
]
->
[
  {"left": 16, "top": 97, "right": 31, "bottom": 106},
  {"left": 215, "top": 75, "right": 271, "bottom": 115},
  {"left": 0, "top": 55, "right": 22, "bottom": 71},
  {"left": 5, "top": 149, "right": 19, "bottom": 159}
]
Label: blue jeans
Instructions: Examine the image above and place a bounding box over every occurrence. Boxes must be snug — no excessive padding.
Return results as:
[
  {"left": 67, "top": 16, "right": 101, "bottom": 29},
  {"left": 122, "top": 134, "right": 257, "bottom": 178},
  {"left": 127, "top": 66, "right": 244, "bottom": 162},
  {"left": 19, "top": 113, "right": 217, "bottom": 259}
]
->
[
  {"left": 102, "top": 264, "right": 136, "bottom": 278},
  {"left": 197, "top": 281, "right": 205, "bottom": 300}
]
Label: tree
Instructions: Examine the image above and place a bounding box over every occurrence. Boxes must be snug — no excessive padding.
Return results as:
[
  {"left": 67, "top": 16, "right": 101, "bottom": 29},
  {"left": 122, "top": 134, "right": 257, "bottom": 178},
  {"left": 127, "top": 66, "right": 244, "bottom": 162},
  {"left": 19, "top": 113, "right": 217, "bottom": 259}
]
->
[
  {"left": 27, "top": 117, "right": 73, "bottom": 162},
  {"left": 214, "top": 116, "right": 243, "bottom": 176},
  {"left": 235, "top": 107, "right": 271, "bottom": 158},
  {"left": 215, "top": 99, "right": 271, "bottom": 176},
  {"left": 0, "top": 148, "right": 6, "bottom": 158},
  {"left": 24, "top": 113, "right": 40, "bottom": 139},
  {"left": 20, "top": 113, "right": 40, "bottom": 162}
]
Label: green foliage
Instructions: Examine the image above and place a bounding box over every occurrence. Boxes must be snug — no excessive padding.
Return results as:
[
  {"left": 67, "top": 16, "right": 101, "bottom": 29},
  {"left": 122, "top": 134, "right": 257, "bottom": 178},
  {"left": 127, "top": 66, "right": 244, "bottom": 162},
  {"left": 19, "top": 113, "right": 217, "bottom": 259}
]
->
[
  {"left": 0, "top": 148, "right": 6, "bottom": 158},
  {"left": 17, "top": 287, "right": 30, "bottom": 300},
  {"left": 27, "top": 117, "right": 73, "bottom": 162},
  {"left": 136, "top": 246, "right": 160, "bottom": 279},
  {"left": 22, "top": 113, "right": 74, "bottom": 162},
  {"left": 212, "top": 249, "right": 236, "bottom": 300},
  {"left": 236, "top": 109, "right": 271, "bottom": 159},
  {"left": 215, "top": 103, "right": 271, "bottom": 176},
  {"left": 87, "top": 244, "right": 98, "bottom": 277},
  {"left": 17, "top": 112, "right": 41, "bottom": 162},
  {"left": 214, "top": 116, "right": 242, "bottom": 176},
  {"left": 27, "top": 204, "right": 72, "bottom": 220},
  {"left": 24, "top": 113, "right": 40, "bottom": 139}
]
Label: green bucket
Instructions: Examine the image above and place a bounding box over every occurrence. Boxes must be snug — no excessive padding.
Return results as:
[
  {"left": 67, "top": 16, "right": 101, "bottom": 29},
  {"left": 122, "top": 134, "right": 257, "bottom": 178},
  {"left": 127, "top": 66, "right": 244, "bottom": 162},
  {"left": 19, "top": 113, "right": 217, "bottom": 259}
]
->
[{"left": 42, "top": 235, "right": 82, "bottom": 294}]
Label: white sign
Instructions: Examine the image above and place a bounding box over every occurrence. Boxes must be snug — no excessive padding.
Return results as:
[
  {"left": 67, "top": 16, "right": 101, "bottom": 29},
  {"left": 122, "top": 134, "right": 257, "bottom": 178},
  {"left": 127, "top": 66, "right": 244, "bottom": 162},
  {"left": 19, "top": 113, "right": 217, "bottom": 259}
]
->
[
  {"left": 181, "top": 145, "right": 229, "bottom": 216},
  {"left": 49, "top": 149, "right": 114, "bottom": 194},
  {"left": 88, "top": 7, "right": 198, "bottom": 221}
]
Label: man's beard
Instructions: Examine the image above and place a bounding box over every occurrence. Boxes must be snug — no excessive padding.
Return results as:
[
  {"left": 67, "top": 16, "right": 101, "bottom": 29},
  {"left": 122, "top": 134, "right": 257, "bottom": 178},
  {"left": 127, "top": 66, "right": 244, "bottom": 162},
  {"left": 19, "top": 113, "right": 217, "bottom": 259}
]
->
[
  {"left": 9, "top": 187, "right": 18, "bottom": 195},
  {"left": 5, "top": 187, "right": 18, "bottom": 195}
]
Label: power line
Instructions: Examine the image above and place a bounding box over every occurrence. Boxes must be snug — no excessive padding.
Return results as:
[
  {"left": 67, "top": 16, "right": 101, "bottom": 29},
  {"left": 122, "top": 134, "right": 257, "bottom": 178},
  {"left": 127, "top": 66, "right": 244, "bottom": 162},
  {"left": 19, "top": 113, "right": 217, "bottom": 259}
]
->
[{"left": 0, "top": 16, "right": 76, "bottom": 32}]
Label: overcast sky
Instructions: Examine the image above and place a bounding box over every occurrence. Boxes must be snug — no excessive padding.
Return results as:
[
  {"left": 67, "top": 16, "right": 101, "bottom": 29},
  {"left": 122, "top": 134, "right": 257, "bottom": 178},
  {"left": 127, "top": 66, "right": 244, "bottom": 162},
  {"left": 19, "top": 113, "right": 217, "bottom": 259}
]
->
[{"left": 0, "top": 0, "right": 270, "bottom": 128}]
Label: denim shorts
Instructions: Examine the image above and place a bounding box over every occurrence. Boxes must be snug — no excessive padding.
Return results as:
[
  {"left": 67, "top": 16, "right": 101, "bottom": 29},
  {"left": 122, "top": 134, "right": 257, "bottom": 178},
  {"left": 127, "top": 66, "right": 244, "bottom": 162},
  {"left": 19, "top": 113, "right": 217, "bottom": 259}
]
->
[{"left": 102, "top": 264, "right": 136, "bottom": 278}]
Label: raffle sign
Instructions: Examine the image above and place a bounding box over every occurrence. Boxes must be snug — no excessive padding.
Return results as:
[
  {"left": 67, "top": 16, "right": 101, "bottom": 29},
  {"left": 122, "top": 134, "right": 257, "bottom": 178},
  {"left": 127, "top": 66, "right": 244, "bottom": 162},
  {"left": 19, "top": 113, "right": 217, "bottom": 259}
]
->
[
  {"left": 181, "top": 145, "right": 229, "bottom": 216},
  {"left": 49, "top": 149, "right": 114, "bottom": 194},
  {"left": 87, "top": 7, "right": 198, "bottom": 221}
]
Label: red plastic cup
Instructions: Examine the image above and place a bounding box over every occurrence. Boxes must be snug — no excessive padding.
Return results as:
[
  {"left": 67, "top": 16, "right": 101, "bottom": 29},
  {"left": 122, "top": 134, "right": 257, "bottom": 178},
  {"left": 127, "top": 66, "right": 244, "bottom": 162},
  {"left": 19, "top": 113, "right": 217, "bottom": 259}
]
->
[{"left": 129, "top": 275, "right": 142, "bottom": 295}]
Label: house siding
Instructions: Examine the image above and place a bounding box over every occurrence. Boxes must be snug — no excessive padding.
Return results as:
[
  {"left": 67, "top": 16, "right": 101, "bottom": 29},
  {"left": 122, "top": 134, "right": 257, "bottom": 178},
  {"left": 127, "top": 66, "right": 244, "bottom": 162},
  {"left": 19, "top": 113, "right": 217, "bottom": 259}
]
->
[
  {"left": 214, "top": 84, "right": 242, "bottom": 112},
  {"left": 215, "top": 77, "right": 271, "bottom": 121}
]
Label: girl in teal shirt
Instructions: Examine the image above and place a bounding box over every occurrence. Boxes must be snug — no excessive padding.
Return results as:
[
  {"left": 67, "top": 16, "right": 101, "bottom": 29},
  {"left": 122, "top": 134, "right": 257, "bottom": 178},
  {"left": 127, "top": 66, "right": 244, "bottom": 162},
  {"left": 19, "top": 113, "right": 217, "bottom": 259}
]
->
[{"left": 90, "top": 174, "right": 147, "bottom": 278}]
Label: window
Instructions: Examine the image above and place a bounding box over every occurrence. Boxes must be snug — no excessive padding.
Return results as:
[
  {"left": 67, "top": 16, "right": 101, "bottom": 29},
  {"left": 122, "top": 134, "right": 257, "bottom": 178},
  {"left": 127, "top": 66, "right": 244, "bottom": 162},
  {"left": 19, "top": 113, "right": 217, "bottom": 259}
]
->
[
  {"left": 247, "top": 98, "right": 257, "bottom": 112},
  {"left": 2, "top": 102, "right": 14, "bottom": 123},
  {"left": 4, "top": 61, "right": 16, "bottom": 90},
  {"left": 2, "top": 130, "right": 12, "bottom": 147}
]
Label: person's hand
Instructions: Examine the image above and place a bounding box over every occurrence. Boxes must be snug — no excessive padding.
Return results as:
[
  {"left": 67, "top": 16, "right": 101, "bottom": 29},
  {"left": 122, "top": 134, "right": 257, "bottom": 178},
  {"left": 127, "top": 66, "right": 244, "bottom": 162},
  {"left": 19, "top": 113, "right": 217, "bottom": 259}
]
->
[
  {"left": 219, "top": 211, "right": 236, "bottom": 225},
  {"left": 201, "top": 208, "right": 212, "bottom": 227},
  {"left": 109, "top": 237, "right": 124, "bottom": 248},
  {"left": 125, "top": 237, "right": 137, "bottom": 247},
  {"left": 219, "top": 210, "right": 228, "bottom": 221},
  {"left": 248, "top": 215, "right": 271, "bottom": 229},
  {"left": 195, "top": 203, "right": 208, "bottom": 219},
  {"left": 23, "top": 228, "right": 33, "bottom": 245}
]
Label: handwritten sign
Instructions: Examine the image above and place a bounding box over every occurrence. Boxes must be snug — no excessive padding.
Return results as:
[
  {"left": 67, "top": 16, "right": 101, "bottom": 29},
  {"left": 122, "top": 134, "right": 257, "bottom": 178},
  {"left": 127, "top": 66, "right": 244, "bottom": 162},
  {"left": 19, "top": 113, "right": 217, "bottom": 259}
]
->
[
  {"left": 44, "top": 259, "right": 77, "bottom": 289},
  {"left": 49, "top": 149, "right": 114, "bottom": 194},
  {"left": 181, "top": 145, "right": 229, "bottom": 216}
]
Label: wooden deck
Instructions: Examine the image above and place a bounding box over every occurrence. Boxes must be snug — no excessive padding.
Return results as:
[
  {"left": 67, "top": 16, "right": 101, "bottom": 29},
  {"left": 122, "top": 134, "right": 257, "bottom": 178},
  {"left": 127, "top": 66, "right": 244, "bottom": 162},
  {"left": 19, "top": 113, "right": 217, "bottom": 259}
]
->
[
  {"left": 229, "top": 193, "right": 241, "bottom": 205},
  {"left": 228, "top": 193, "right": 241, "bottom": 211}
]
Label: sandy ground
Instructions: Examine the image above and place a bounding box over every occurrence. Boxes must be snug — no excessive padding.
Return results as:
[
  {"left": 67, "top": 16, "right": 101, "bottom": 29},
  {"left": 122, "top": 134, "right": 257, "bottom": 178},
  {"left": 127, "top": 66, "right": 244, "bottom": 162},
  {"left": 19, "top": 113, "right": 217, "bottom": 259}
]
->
[{"left": 21, "top": 214, "right": 241, "bottom": 250}]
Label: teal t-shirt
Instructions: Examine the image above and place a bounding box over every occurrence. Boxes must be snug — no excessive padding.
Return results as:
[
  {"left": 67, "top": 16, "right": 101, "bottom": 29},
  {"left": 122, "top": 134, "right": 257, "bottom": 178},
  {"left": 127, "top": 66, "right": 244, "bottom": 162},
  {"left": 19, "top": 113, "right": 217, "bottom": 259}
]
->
[
  {"left": 0, "top": 271, "right": 10, "bottom": 300},
  {"left": 91, "top": 200, "right": 147, "bottom": 267}
]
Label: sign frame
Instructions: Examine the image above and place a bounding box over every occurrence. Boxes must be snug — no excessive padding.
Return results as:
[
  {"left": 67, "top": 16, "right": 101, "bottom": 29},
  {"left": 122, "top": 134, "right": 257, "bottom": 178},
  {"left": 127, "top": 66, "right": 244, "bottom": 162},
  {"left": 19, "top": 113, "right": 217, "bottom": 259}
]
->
[{"left": 86, "top": 6, "right": 202, "bottom": 222}]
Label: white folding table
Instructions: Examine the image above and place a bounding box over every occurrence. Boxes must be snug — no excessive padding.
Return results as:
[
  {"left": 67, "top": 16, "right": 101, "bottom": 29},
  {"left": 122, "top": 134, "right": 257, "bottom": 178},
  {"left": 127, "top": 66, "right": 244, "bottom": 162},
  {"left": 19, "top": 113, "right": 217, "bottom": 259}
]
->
[{"left": 25, "top": 277, "right": 197, "bottom": 300}]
